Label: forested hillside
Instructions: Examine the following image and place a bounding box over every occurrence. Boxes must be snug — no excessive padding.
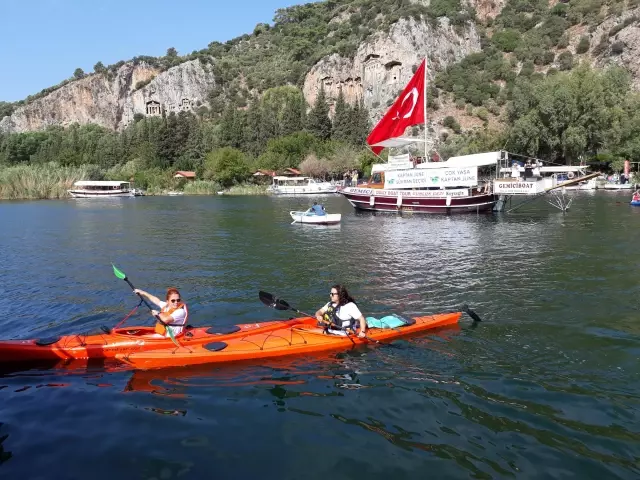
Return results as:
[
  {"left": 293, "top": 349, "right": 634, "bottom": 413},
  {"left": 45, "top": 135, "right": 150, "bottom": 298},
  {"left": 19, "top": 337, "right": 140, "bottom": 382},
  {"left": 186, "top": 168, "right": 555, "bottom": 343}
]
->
[{"left": 1, "top": 0, "right": 639, "bottom": 198}]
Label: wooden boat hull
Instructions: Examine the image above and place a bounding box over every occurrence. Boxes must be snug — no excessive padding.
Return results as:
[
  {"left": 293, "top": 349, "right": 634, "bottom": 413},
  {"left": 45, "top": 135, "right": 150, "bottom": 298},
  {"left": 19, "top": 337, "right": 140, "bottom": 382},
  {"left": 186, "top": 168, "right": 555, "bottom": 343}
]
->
[
  {"left": 340, "top": 187, "right": 498, "bottom": 213},
  {"left": 289, "top": 211, "right": 342, "bottom": 224}
]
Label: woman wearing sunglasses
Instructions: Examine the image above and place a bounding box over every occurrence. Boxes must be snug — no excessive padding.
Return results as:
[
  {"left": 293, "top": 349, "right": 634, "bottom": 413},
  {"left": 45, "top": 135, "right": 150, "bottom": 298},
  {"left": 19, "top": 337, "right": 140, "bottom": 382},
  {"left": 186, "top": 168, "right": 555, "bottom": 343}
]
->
[
  {"left": 315, "top": 284, "right": 367, "bottom": 338},
  {"left": 133, "top": 287, "right": 188, "bottom": 337}
]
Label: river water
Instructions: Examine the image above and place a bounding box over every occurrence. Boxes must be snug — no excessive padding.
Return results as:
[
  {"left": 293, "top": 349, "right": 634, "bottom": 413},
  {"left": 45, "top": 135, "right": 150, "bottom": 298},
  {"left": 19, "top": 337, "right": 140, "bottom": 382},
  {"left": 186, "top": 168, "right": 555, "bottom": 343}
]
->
[{"left": 0, "top": 192, "right": 638, "bottom": 479}]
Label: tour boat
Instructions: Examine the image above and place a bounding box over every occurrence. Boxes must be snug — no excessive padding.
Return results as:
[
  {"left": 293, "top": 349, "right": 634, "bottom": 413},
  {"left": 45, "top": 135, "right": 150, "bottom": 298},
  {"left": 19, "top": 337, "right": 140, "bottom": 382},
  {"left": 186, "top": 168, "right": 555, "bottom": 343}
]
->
[
  {"left": 340, "top": 59, "right": 499, "bottom": 214},
  {"left": 68, "top": 181, "right": 135, "bottom": 198},
  {"left": 268, "top": 176, "right": 338, "bottom": 195},
  {"left": 340, "top": 140, "right": 500, "bottom": 214}
]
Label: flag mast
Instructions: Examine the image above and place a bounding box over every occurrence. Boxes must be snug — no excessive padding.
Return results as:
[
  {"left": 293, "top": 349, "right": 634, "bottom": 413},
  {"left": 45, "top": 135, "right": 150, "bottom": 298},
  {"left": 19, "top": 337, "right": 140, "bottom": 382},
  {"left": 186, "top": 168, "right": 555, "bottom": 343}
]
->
[{"left": 423, "top": 56, "right": 428, "bottom": 163}]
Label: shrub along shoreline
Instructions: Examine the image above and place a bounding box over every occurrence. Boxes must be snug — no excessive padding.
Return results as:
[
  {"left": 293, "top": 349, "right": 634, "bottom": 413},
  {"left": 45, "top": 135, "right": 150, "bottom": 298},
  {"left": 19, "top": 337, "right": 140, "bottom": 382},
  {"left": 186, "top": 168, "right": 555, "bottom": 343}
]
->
[{"left": 0, "top": 163, "right": 270, "bottom": 200}]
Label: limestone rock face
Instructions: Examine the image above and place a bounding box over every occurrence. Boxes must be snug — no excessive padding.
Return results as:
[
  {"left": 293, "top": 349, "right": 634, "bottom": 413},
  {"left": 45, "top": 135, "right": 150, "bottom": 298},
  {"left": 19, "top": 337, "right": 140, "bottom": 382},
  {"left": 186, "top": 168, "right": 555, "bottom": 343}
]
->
[
  {"left": 0, "top": 60, "right": 215, "bottom": 133},
  {"left": 302, "top": 17, "right": 482, "bottom": 121},
  {"left": 587, "top": 7, "right": 640, "bottom": 90}
]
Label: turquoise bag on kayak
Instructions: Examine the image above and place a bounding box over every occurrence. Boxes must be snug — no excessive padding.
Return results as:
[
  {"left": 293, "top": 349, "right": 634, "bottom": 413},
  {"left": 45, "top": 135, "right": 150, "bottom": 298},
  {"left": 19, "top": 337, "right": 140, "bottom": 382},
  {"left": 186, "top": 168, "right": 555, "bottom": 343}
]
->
[{"left": 365, "top": 315, "right": 408, "bottom": 329}]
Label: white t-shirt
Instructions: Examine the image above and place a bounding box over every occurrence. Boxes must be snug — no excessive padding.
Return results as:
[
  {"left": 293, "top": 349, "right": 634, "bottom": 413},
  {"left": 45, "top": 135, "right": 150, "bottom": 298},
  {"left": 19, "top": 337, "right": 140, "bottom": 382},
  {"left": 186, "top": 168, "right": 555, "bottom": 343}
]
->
[
  {"left": 159, "top": 301, "right": 187, "bottom": 337},
  {"left": 320, "top": 301, "right": 362, "bottom": 329}
]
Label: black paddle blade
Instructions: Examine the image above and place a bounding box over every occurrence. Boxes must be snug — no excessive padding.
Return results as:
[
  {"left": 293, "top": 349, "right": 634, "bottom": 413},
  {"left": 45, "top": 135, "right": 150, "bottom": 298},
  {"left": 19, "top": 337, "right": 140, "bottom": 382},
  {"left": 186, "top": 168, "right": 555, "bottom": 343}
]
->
[
  {"left": 259, "top": 290, "right": 275, "bottom": 306},
  {"left": 258, "top": 291, "right": 291, "bottom": 311},
  {"left": 462, "top": 304, "right": 483, "bottom": 322}
]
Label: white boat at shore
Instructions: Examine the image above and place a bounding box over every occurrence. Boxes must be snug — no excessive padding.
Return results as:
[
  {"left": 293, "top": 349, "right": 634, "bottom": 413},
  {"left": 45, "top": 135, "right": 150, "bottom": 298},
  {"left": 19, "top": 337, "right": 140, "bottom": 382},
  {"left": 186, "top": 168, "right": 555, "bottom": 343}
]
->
[
  {"left": 600, "top": 183, "right": 634, "bottom": 190},
  {"left": 499, "top": 164, "right": 597, "bottom": 190},
  {"left": 68, "top": 180, "right": 135, "bottom": 198},
  {"left": 268, "top": 176, "right": 337, "bottom": 195},
  {"left": 289, "top": 210, "right": 342, "bottom": 225}
]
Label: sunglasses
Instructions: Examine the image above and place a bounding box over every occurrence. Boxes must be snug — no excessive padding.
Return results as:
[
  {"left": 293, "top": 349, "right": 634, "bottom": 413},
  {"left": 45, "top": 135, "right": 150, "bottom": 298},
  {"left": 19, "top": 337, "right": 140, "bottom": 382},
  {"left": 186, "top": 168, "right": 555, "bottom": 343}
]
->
[{"left": 169, "top": 298, "right": 181, "bottom": 303}]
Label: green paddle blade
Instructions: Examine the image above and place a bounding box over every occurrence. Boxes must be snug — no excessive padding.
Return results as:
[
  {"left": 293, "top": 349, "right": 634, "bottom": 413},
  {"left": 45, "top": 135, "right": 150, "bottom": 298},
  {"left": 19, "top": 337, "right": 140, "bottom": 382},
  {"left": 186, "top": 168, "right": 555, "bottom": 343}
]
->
[
  {"left": 166, "top": 326, "right": 181, "bottom": 348},
  {"left": 112, "top": 264, "right": 127, "bottom": 280}
]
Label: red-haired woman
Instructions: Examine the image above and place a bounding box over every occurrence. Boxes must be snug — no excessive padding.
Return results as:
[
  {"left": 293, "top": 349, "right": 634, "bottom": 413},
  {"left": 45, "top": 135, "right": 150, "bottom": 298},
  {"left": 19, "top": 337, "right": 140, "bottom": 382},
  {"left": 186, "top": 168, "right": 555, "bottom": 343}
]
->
[{"left": 133, "top": 287, "right": 188, "bottom": 337}]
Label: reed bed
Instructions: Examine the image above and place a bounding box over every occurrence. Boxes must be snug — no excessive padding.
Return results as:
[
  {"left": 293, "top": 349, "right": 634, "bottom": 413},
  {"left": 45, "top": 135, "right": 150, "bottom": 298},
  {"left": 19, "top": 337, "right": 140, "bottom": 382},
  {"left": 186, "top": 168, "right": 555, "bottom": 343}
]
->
[{"left": 0, "top": 163, "right": 95, "bottom": 200}]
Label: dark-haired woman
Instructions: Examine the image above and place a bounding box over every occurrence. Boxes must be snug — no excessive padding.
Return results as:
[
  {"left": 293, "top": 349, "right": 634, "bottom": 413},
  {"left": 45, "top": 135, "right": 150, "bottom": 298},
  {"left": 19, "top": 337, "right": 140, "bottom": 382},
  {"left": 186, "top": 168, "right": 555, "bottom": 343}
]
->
[{"left": 315, "top": 284, "right": 367, "bottom": 338}]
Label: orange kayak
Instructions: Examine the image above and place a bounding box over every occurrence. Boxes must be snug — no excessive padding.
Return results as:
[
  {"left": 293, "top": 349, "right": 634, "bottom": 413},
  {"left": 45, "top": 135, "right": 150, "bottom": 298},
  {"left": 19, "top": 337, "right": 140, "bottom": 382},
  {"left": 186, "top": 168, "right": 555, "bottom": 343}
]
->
[
  {"left": 0, "top": 319, "right": 301, "bottom": 364},
  {"left": 117, "top": 312, "right": 461, "bottom": 370}
]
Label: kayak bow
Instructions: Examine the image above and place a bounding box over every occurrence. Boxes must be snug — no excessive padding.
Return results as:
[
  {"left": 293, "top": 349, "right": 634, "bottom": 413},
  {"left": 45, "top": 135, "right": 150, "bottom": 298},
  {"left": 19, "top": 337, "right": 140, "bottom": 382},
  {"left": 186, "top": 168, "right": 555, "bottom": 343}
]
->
[{"left": 0, "top": 319, "right": 301, "bottom": 365}]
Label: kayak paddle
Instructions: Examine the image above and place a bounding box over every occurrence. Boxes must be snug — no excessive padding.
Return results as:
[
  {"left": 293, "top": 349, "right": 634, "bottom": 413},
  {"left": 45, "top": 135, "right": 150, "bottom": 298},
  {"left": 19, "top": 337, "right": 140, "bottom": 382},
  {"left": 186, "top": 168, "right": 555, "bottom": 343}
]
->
[
  {"left": 461, "top": 304, "right": 482, "bottom": 322},
  {"left": 258, "top": 291, "right": 378, "bottom": 345},
  {"left": 112, "top": 264, "right": 183, "bottom": 348}
]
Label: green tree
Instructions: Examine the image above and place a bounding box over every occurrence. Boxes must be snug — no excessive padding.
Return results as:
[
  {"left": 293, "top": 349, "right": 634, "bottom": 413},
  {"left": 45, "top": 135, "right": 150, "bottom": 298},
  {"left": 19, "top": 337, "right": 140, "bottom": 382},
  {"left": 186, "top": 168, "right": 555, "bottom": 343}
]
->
[
  {"left": 203, "top": 147, "right": 250, "bottom": 187},
  {"left": 331, "top": 88, "right": 350, "bottom": 142},
  {"left": 307, "top": 86, "right": 332, "bottom": 140},
  {"left": 73, "top": 68, "right": 85, "bottom": 79},
  {"left": 93, "top": 61, "right": 106, "bottom": 73}
]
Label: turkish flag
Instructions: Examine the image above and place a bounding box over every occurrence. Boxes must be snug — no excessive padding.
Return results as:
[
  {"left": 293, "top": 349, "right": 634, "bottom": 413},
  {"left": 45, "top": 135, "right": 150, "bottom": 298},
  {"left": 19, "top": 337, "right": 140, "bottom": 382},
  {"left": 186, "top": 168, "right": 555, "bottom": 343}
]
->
[{"left": 366, "top": 59, "right": 426, "bottom": 154}]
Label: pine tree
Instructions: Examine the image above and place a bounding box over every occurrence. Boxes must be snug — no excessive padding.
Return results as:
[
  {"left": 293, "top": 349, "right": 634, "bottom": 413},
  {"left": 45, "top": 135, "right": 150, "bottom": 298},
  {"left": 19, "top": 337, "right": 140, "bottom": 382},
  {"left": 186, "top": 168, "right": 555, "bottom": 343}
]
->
[
  {"left": 306, "top": 86, "right": 332, "bottom": 141},
  {"left": 332, "top": 88, "right": 350, "bottom": 142},
  {"left": 347, "top": 97, "right": 370, "bottom": 145}
]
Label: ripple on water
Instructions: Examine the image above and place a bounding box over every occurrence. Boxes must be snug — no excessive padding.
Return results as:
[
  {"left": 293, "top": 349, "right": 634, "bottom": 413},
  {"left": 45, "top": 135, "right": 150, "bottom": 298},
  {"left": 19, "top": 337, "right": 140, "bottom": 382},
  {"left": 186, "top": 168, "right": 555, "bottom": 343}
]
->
[{"left": 0, "top": 194, "right": 639, "bottom": 478}]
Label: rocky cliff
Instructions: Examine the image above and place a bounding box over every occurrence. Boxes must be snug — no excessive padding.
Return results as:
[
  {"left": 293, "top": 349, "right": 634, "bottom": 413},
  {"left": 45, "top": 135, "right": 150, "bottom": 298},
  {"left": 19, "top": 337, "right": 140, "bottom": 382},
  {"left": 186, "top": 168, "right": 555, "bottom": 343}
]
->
[
  {"left": 586, "top": 7, "right": 640, "bottom": 90},
  {"left": 2, "top": 1, "right": 640, "bottom": 136},
  {"left": 302, "top": 17, "right": 481, "bottom": 121},
  {"left": 0, "top": 60, "right": 215, "bottom": 133}
]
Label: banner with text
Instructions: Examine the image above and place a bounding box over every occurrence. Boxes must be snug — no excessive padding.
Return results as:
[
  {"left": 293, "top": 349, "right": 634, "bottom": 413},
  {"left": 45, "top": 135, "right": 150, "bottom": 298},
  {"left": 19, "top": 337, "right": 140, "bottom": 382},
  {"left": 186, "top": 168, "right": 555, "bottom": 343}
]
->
[
  {"left": 384, "top": 167, "right": 478, "bottom": 189},
  {"left": 493, "top": 180, "right": 543, "bottom": 195},
  {"left": 346, "top": 188, "right": 469, "bottom": 198}
]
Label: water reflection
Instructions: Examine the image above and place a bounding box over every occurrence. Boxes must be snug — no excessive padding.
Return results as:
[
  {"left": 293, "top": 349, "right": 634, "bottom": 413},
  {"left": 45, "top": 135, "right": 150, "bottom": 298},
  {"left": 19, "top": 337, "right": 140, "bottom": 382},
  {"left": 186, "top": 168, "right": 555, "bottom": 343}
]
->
[{"left": 0, "top": 424, "right": 11, "bottom": 466}]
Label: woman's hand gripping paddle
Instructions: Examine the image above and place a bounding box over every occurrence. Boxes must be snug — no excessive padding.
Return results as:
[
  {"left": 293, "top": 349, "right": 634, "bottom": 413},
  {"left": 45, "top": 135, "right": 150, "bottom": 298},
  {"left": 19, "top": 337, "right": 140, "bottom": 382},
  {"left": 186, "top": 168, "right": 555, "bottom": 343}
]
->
[
  {"left": 258, "top": 291, "right": 379, "bottom": 345},
  {"left": 112, "top": 264, "right": 183, "bottom": 348}
]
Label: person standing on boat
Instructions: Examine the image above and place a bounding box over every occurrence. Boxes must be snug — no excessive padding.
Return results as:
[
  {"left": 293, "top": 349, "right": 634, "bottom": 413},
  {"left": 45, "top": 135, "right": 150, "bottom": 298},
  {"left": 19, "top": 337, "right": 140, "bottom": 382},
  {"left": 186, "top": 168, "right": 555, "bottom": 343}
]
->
[
  {"left": 315, "top": 285, "right": 367, "bottom": 338},
  {"left": 133, "top": 287, "right": 188, "bottom": 337}
]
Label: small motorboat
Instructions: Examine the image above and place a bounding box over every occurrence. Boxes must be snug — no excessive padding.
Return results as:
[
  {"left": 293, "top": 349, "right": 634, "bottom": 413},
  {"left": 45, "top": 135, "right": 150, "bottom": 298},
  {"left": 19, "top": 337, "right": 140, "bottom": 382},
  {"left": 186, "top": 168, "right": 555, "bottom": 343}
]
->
[{"left": 290, "top": 210, "right": 342, "bottom": 225}]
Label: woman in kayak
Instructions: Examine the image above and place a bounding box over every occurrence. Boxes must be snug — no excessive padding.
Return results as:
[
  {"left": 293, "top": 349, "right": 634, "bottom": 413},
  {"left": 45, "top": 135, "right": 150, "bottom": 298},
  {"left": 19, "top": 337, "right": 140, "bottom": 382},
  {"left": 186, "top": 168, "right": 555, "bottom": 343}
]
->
[
  {"left": 133, "top": 287, "right": 188, "bottom": 337},
  {"left": 315, "top": 285, "right": 367, "bottom": 338}
]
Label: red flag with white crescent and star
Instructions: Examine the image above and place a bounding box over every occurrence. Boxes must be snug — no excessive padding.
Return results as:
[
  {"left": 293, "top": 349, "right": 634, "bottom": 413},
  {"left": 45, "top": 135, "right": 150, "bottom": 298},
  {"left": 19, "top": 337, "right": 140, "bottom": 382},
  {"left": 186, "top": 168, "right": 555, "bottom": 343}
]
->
[{"left": 366, "top": 59, "right": 426, "bottom": 155}]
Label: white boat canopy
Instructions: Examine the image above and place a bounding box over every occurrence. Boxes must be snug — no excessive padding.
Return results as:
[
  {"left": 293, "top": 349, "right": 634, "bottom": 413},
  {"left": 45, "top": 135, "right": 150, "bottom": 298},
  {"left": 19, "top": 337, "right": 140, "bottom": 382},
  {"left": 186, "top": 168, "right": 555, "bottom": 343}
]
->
[
  {"left": 369, "top": 137, "right": 426, "bottom": 149},
  {"left": 272, "top": 176, "right": 309, "bottom": 181},
  {"left": 73, "top": 180, "right": 130, "bottom": 187},
  {"left": 417, "top": 151, "right": 502, "bottom": 169}
]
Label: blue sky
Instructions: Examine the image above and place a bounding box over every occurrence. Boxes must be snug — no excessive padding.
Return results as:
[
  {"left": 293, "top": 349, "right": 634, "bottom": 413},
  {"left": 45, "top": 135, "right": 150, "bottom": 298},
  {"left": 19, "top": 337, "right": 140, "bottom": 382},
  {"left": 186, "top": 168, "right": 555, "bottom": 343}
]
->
[{"left": 0, "top": 0, "right": 308, "bottom": 102}]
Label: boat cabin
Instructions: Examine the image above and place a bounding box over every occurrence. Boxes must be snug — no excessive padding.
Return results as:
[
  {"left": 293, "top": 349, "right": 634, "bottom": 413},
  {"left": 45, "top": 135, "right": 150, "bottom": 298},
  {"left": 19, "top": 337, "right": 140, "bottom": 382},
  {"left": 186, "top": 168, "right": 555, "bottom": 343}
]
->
[{"left": 268, "top": 176, "right": 337, "bottom": 195}]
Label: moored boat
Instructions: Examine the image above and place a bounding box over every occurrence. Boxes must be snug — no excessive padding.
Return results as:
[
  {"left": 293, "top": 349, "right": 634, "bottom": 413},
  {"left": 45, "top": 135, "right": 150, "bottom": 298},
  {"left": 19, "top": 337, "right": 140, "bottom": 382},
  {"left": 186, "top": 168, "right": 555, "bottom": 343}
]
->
[
  {"left": 268, "top": 176, "right": 338, "bottom": 195},
  {"left": 68, "top": 180, "right": 135, "bottom": 198},
  {"left": 342, "top": 58, "right": 499, "bottom": 214},
  {"left": 340, "top": 145, "right": 500, "bottom": 214}
]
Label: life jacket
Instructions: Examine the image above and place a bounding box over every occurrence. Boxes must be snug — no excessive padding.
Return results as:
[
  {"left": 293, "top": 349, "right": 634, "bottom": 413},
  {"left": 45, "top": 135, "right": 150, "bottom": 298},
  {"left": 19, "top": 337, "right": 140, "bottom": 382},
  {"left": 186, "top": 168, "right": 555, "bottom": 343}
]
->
[
  {"left": 154, "top": 302, "right": 188, "bottom": 336},
  {"left": 323, "top": 303, "right": 356, "bottom": 331}
]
